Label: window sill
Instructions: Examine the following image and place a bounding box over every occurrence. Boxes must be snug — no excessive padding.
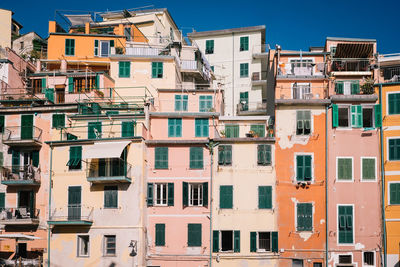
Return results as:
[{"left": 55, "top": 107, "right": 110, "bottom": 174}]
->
[
  {"left": 103, "top": 207, "right": 118, "bottom": 209},
  {"left": 335, "top": 179, "right": 354, "bottom": 183},
  {"left": 103, "top": 254, "right": 117, "bottom": 257},
  {"left": 77, "top": 255, "right": 90, "bottom": 258}
]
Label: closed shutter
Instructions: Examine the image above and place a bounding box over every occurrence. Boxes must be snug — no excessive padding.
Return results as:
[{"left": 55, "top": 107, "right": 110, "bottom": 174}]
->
[
  {"left": 88, "top": 122, "right": 102, "bottom": 139},
  {"left": 0, "top": 193, "right": 4, "bottom": 211},
  {"left": 122, "top": 121, "right": 134, "bottom": 137},
  {"left": 250, "top": 232, "right": 257, "bottom": 252},
  {"left": 167, "top": 183, "right": 174, "bottom": 206},
  {"left": 213, "top": 231, "right": 219, "bottom": 252},
  {"left": 338, "top": 158, "right": 352, "bottom": 180},
  {"left": 104, "top": 186, "right": 118, "bottom": 208},
  {"left": 155, "top": 224, "right": 165, "bottom": 246},
  {"left": 351, "top": 81, "right": 360, "bottom": 94},
  {"left": 297, "top": 203, "right": 312, "bottom": 231},
  {"left": 94, "top": 40, "right": 99, "bottom": 56},
  {"left": 175, "top": 95, "right": 182, "bottom": 111},
  {"left": 41, "top": 78, "right": 46, "bottom": 92},
  {"left": 68, "top": 77, "right": 74, "bottom": 93},
  {"left": 271, "top": 232, "right": 278, "bottom": 252},
  {"left": 0, "top": 115, "right": 4, "bottom": 133},
  {"left": 188, "top": 224, "right": 201, "bottom": 246},
  {"left": 218, "top": 146, "right": 225, "bottom": 165},
  {"left": 203, "top": 182, "right": 208, "bottom": 207},
  {"left": 258, "top": 186, "right": 272, "bottom": 209},
  {"left": 304, "top": 155, "right": 312, "bottom": 180},
  {"left": 32, "top": 151, "right": 39, "bottom": 167},
  {"left": 338, "top": 206, "right": 353, "bottom": 244},
  {"left": 147, "top": 183, "right": 153, "bottom": 206},
  {"left": 182, "top": 182, "right": 188, "bottom": 207},
  {"left": 332, "top": 104, "right": 338, "bottom": 128},
  {"left": 362, "top": 158, "right": 375, "bottom": 180},
  {"left": 374, "top": 104, "right": 382, "bottom": 127},
  {"left": 390, "top": 183, "right": 400, "bottom": 204},
  {"left": 151, "top": 62, "right": 157, "bottom": 78},
  {"left": 234, "top": 231, "right": 240, "bottom": 252},
  {"left": 335, "top": 82, "right": 344, "bottom": 94},
  {"left": 297, "top": 156, "right": 304, "bottom": 181},
  {"left": 220, "top": 186, "right": 233, "bottom": 209},
  {"left": 21, "top": 115, "right": 33, "bottom": 140},
  {"left": 12, "top": 150, "right": 20, "bottom": 174},
  {"left": 155, "top": 147, "right": 168, "bottom": 169},
  {"left": 190, "top": 147, "right": 203, "bottom": 169}
]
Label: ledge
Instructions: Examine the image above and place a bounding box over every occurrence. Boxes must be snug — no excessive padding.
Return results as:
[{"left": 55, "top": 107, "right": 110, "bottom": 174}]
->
[
  {"left": 146, "top": 139, "right": 209, "bottom": 145},
  {"left": 275, "top": 99, "right": 331, "bottom": 105},
  {"left": 330, "top": 94, "right": 378, "bottom": 102},
  {"left": 213, "top": 137, "right": 275, "bottom": 143},
  {"left": 149, "top": 112, "right": 219, "bottom": 118}
]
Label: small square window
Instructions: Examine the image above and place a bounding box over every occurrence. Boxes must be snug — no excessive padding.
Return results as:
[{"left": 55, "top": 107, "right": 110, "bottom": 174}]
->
[
  {"left": 364, "top": 252, "right": 374, "bottom": 266},
  {"left": 77, "top": 235, "right": 89, "bottom": 257},
  {"left": 104, "top": 235, "right": 116, "bottom": 256}
]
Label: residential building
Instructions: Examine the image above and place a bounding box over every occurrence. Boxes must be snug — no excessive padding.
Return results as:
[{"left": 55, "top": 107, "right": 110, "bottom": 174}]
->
[
  {"left": 274, "top": 47, "right": 329, "bottom": 267},
  {"left": 12, "top": 32, "right": 47, "bottom": 60},
  {"left": 0, "top": 8, "right": 22, "bottom": 49}
]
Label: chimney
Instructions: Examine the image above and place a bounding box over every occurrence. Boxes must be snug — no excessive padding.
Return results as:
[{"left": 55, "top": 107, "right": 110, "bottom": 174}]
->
[
  {"left": 85, "top": 22, "right": 90, "bottom": 34},
  {"left": 60, "top": 59, "right": 67, "bottom": 72},
  {"left": 49, "top": 21, "right": 56, "bottom": 33}
]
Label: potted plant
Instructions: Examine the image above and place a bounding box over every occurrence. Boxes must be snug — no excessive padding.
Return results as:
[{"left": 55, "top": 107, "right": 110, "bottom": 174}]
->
[
  {"left": 246, "top": 130, "right": 256, "bottom": 138},
  {"left": 361, "top": 78, "right": 374, "bottom": 95},
  {"left": 219, "top": 130, "right": 225, "bottom": 138}
]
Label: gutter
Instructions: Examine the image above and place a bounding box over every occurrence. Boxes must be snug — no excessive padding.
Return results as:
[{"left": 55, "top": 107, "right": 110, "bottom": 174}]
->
[
  {"left": 47, "top": 146, "right": 53, "bottom": 267},
  {"left": 325, "top": 104, "right": 329, "bottom": 267},
  {"left": 379, "top": 84, "right": 387, "bottom": 267}
]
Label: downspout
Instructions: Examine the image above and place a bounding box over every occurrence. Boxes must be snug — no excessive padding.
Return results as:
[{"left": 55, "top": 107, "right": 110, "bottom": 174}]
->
[
  {"left": 209, "top": 115, "right": 216, "bottom": 267},
  {"left": 47, "top": 146, "right": 53, "bottom": 267},
  {"left": 325, "top": 104, "right": 329, "bottom": 267},
  {"left": 232, "top": 32, "right": 235, "bottom": 116},
  {"left": 379, "top": 84, "right": 387, "bottom": 267}
]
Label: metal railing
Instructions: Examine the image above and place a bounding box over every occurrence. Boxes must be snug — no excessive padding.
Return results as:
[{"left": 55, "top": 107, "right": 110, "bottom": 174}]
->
[
  {"left": 383, "top": 66, "right": 400, "bottom": 81},
  {"left": 331, "top": 59, "right": 371, "bottom": 72},
  {"left": 125, "top": 46, "right": 169, "bottom": 56},
  {"left": 49, "top": 205, "right": 93, "bottom": 222},
  {"left": 2, "top": 126, "right": 43, "bottom": 143},
  {"left": 0, "top": 207, "right": 40, "bottom": 221},
  {"left": 87, "top": 159, "right": 132, "bottom": 179},
  {"left": 237, "top": 102, "right": 267, "bottom": 112},
  {"left": 252, "top": 71, "right": 267, "bottom": 81},
  {"left": 1, "top": 166, "right": 40, "bottom": 183},
  {"left": 181, "top": 60, "right": 202, "bottom": 71},
  {"left": 278, "top": 62, "right": 325, "bottom": 76}
]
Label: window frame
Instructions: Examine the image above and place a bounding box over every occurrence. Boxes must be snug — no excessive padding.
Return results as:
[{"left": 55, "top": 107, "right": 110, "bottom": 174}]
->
[
  {"left": 387, "top": 137, "right": 400, "bottom": 161},
  {"left": 256, "top": 231, "right": 272, "bottom": 252},
  {"left": 65, "top": 38, "right": 75, "bottom": 56},
  {"left": 199, "top": 95, "right": 213, "bottom": 112},
  {"left": 168, "top": 118, "right": 182, "bottom": 137},
  {"left": 219, "top": 185, "right": 233, "bottom": 209},
  {"left": 292, "top": 82, "right": 311, "bottom": 100},
  {"left": 103, "top": 235, "right": 116, "bottom": 257},
  {"left": 104, "top": 186, "right": 118, "bottom": 209},
  {"left": 188, "top": 183, "right": 203, "bottom": 207},
  {"left": 294, "top": 153, "right": 313, "bottom": 182},
  {"left": 189, "top": 147, "right": 203, "bottom": 169},
  {"left": 175, "top": 94, "right": 188, "bottom": 111},
  {"left": 336, "top": 204, "right": 354, "bottom": 245},
  {"left": 68, "top": 146, "right": 82, "bottom": 171},
  {"left": 360, "top": 157, "right": 377, "bottom": 182},
  {"left": 387, "top": 91, "right": 400, "bottom": 115},
  {"left": 187, "top": 223, "right": 202, "bottom": 247},
  {"left": 218, "top": 145, "right": 232, "bottom": 166},
  {"left": 154, "top": 183, "right": 168, "bottom": 206},
  {"left": 152, "top": 62, "right": 163, "bottom": 78},
  {"left": 257, "top": 144, "right": 272, "bottom": 166},
  {"left": 205, "top": 40, "right": 214, "bottom": 54},
  {"left": 195, "top": 118, "right": 209, "bottom": 137},
  {"left": 154, "top": 147, "right": 168, "bottom": 169},
  {"left": 240, "top": 63, "right": 249, "bottom": 78},
  {"left": 336, "top": 157, "right": 354, "bottom": 182},
  {"left": 155, "top": 223, "right": 165, "bottom": 247},
  {"left": 296, "top": 110, "right": 312, "bottom": 135},
  {"left": 52, "top": 113, "right": 65, "bottom": 129},
  {"left": 239, "top": 36, "right": 249, "bottom": 51},
  {"left": 77, "top": 235, "right": 90, "bottom": 257},
  {"left": 337, "top": 105, "right": 351, "bottom": 128}
]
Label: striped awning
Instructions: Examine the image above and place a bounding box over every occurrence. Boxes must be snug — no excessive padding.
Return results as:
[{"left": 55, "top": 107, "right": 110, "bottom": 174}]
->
[{"left": 334, "top": 43, "right": 373, "bottom": 58}]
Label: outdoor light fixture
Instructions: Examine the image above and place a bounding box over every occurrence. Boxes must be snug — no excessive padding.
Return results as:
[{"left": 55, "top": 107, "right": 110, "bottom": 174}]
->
[{"left": 129, "top": 240, "right": 137, "bottom": 257}]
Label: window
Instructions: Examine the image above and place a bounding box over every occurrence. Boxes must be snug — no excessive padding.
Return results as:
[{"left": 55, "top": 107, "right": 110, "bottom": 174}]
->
[
  {"left": 168, "top": 118, "right": 182, "bottom": 137},
  {"left": 296, "top": 111, "right": 311, "bottom": 135},
  {"left": 195, "top": 118, "right": 209, "bottom": 137},
  {"left": 118, "top": 62, "right": 130, "bottom": 78},
  {"left": 94, "top": 40, "right": 99, "bottom": 56},
  {"left": 250, "top": 232, "right": 278, "bottom": 252},
  {"left": 205, "top": 40, "right": 214, "bottom": 54},
  {"left": 240, "top": 36, "right": 249, "bottom": 51},
  {"left": 389, "top": 93, "right": 400, "bottom": 115},
  {"left": 362, "top": 158, "right": 376, "bottom": 181},
  {"left": 155, "top": 224, "right": 165, "bottom": 246},
  {"left": 104, "top": 186, "right": 118, "bottom": 208},
  {"left": 330, "top": 46, "right": 337, "bottom": 56},
  {"left": 190, "top": 147, "right": 203, "bottom": 169},
  {"left": 0, "top": 115, "right": 4, "bottom": 133},
  {"left": 199, "top": 95, "right": 213, "bottom": 112},
  {"left": 189, "top": 183, "right": 203, "bottom": 206},
  {"left": 211, "top": 66, "right": 214, "bottom": 72},
  {"left": 88, "top": 122, "right": 102, "bottom": 139},
  {"left": 337, "top": 158, "right": 353, "bottom": 181},
  {"left": 53, "top": 114, "right": 66, "bottom": 129},
  {"left": 225, "top": 124, "right": 239, "bottom": 138},
  {"left": 293, "top": 83, "right": 311, "bottom": 99},
  {"left": 389, "top": 138, "right": 400, "bottom": 160},
  {"left": 351, "top": 105, "right": 363, "bottom": 128},
  {"left": 239, "top": 91, "right": 249, "bottom": 111},
  {"left": 296, "top": 155, "right": 312, "bottom": 181},
  {"left": 338, "top": 106, "right": 349, "bottom": 127},
  {"left": 338, "top": 205, "right": 353, "bottom": 244},
  {"left": 65, "top": 39, "right": 75, "bottom": 56},
  {"left": 257, "top": 145, "right": 271, "bottom": 166},
  {"left": 104, "top": 235, "right": 116, "bottom": 256},
  {"left": 213, "top": 230, "right": 240, "bottom": 252},
  {"left": 77, "top": 235, "right": 89, "bottom": 257},
  {"left": 332, "top": 104, "right": 381, "bottom": 128},
  {"left": 363, "top": 107, "right": 373, "bottom": 128},
  {"left": 68, "top": 76, "right": 98, "bottom": 93},
  {"left": 240, "top": 63, "right": 249, "bottom": 78},
  {"left": 175, "top": 95, "right": 188, "bottom": 111},
  {"left": 292, "top": 259, "right": 304, "bottom": 267},
  {"left": 389, "top": 183, "right": 400, "bottom": 204},
  {"left": 152, "top": 62, "right": 163, "bottom": 78},
  {"left": 221, "top": 231, "right": 234, "bottom": 251},
  {"left": 121, "top": 121, "right": 135, "bottom": 137},
  {"left": 187, "top": 224, "right": 202, "bottom": 247},
  {"left": 220, "top": 185, "right": 233, "bottom": 209},
  {"left": 258, "top": 186, "right": 272, "bottom": 209},
  {"left": 297, "top": 203, "right": 312, "bottom": 231},
  {"left": 364, "top": 252, "right": 375, "bottom": 266},
  {"left": 67, "top": 146, "right": 82, "bottom": 170},
  {"left": 32, "top": 79, "right": 44, "bottom": 94},
  {"left": 218, "top": 145, "right": 232, "bottom": 166},
  {"left": 98, "top": 40, "right": 113, "bottom": 57},
  {"left": 339, "top": 255, "right": 352, "bottom": 264},
  {"left": 313, "top": 263, "right": 323, "bottom": 267},
  {"left": 155, "top": 147, "right": 168, "bottom": 169},
  {"left": 250, "top": 124, "right": 265, "bottom": 137},
  {"left": 335, "top": 81, "right": 360, "bottom": 95},
  {"left": 147, "top": 183, "right": 174, "bottom": 207}
]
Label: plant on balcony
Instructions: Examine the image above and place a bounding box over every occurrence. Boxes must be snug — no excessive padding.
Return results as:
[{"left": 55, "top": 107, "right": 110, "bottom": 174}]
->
[
  {"left": 246, "top": 130, "right": 257, "bottom": 138},
  {"left": 115, "top": 47, "right": 124, "bottom": 55},
  {"left": 219, "top": 130, "right": 225, "bottom": 138},
  {"left": 361, "top": 78, "right": 375, "bottom": 95}
]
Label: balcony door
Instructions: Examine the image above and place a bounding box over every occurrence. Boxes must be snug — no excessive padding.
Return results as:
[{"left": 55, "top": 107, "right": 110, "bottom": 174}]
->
[
  {"left": 100, "top": 41, "right": 109, "bottom": 57},
  {"left": 21, "top": 115, "right": 33, "bottom": 140},
  {"left": 18, "top": 190, "right": 35, "bottom": 218},
  {"left": 68, "top": 186, "right": 81, "bottom": 220}
]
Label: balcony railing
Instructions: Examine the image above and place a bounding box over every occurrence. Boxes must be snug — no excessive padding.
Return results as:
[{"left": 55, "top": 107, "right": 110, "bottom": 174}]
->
[
  {"left": 2, "top": 126, "right": 42, "bottom": 145},
  {"left": 0, "top": 207, "right": 40, "bottom": 225},
  {"left": 331, "top": 59, "right": 371, "bottom": 72},
  {"left": 181, "top": 60, "right": 202, "bottom": 71},
  {"left": 237, "top": 102, "right": 267, "bottom": 115},
  {"left": 1, "top": 166, "right": 40, "bottom": 185},
  {"left": 278, "top": 62, "right": 325, "bottom": 77},
  {"left": 48, "top": 205, "right": 93, "bottom": 226},
  {"left": 86, "top": 159, "right": 132, "bottom": 183},
  {"left": 383, "top": 66, "right": 400, "bottom": 81},
  {"left": 125, "top": 46, "right": 169, "bottom": 57}
]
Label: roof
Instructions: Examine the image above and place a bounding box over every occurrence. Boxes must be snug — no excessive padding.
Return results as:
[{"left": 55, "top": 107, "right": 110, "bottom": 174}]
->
[
  {"left": 326, "top": 37, "right": 376, "bottom": 43},
  {"left": 12, "top": 18, "right": 23, "bottom": 29},
  {"left": 13, "top": 31, "right": 45, "bottom": 42},
  {"left": 187, "top": 25, "right": 266, "bottom": 38}
]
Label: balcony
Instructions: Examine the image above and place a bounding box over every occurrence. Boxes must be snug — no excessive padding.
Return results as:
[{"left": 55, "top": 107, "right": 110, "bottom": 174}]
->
[
  {"left": 48, "top": 205, "right": 93, "bottom": 226},
  {"left": 180, "top": 60, "right": 211, "bottom": 81},
  {"left": 2, "top": 126, "right": 42, "bottom": 147},
  {"left": 124, "top": 45, "right": 170, "bottom": 57},
  {"left": 330, "top": 59, "right": 372, "bottom": 75},
  {"left": 237, "top": 101, "right": 267, "bottom": 116},
  {"left": 252, "top": 71, "right": 267, "bottom": 86},
  {"left": 0, "top": 207, "right": 39, "bottom": 225},
  {"left": 382, "top": 66, "right": 400, "bottom": 82},
  {"left": 252, "top": 44, "right": 269, "bottom": 59},
  {"left": 1, "top": 166, "right": 40, "bottom": 186},
  {"left": 87, "top": 158, "right": 131, "bottom": 183},
  {"left": 278, "top": 62, "right": 326, "bottom": 78}
]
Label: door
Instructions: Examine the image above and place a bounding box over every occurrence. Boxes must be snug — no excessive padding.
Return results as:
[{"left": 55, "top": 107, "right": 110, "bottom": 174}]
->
[
  {"left": 16, "top": 243, "right": 27, "bottom": 258},
  {"left": 68, "top": 186, "right": 81, "bottom": 220},
  {"left": 100, "top": 41, "right": 109, "bottom": 57},
  {"left": 21, "top": 115, "right": 33, "bottom": 139},
  {"left": 18, "top": 190, "right": 34, "bottom": 216},
  {"left": 56, "top": 85, "right": 65, "bottom": 103}
]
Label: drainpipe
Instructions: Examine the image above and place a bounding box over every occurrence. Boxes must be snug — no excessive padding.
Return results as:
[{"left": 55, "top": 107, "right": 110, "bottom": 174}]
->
[
  {"left": 325, "top": 105, "right": 329, "bottom": 267},
  {"left": 232, "top": 32, "right": 235, "bottom": 116},
  {"left": 47, "top": 146, "right": 53, "bottom": 267},
  {"left": 379, "top": 84, "right": 387, "bottom": 267}
]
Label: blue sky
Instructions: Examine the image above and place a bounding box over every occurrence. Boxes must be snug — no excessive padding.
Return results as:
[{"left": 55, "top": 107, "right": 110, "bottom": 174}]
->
[{"left": 2, "top": 0, "right": 399, "bottom": 53}]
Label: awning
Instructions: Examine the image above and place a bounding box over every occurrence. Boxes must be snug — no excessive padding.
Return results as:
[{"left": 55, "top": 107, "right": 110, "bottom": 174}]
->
[
  {"left": 64, "top": 14, "right": 93, "bottom": 27},
  {"left": 0, "top": 234, "right": 41, "bottom": 241},
  {"left": 334, "top": 43, "right": 373, "bottom": 58},
  {"left": 82, "top": 141, "right": 130, "bottom": 160}
]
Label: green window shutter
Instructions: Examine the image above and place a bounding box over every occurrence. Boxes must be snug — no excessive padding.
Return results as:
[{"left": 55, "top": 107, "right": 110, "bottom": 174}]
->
[
  {"left": 21, "top": 114, "right": 33, "bottom": 140},
  {"left": 335, "top": 82, "right": 344, "bottom": 94},
  {"left": 362, "top": 158, "right": 376, "bottom": 180},
  {"left": 338, "top": 158, "right": 352, "bottom": 180},
  {"left": 167, "top": 183, "right": 174, "bottom": 206},
  {"left": 147, "top": 183, "right": 153, "bottom": 206},
  {"left": 206, "top": 40, "right": 214, "bottom": 54},
  {"left": 151, "top": 62, "right": 157, "bottom": 78},
  {"left": 390, "top": 183, "right": 400, "bottom": 204},
  {"left": 220, "top": 185, "right": 233, "bottom": 209},
  {"left": 168, "top": 118, "right": 182, "bottom": 137},
  {"left": 190, "top": 147, "right": 203, "bottom": 169},
  {"left": 195, "top": 118, "right": 209, "bottom": 137},
  {"left": 213, "top": 231, "right": 219, "bottom": 252},
  {"left": 351, "top": 81, "right": 360, "bottom": 95},
  {"left": 104, "top": 186, "right": 118, "bottom": 208},
  {"left": 218, "top": 146, "right": 225, "bottom": 165},
  {"left": 158, "top": 62, "right": 163, "bottom": 78},
  {"left": 338, "top": 206, "right": 353, "bottom": 244},
  {"left": 155, "top": 224, "right": 165, "bottom": 246},
  {"left": 32, "top": 151, "right": 39, "bottom": 168},
  {"left": 182, "top": 182, "right": 188, "bottom": 207},
  {"left": 52, "top": 114, "right": 65, "bottom": 129},
  {"left": 182, "top": 95, "right": 188, "bottom": 111},
  {"left": 297, "top": 203, "right": 312, "bottom": 231},
  {"left": 251, "top": 124, "right": 265, "bottom": 137},
  {"left": 95, "top": 74, "right": 100, "bottom": 89},
  {"left": 94, "top": 40, "right": 99, "bottom": 56},
  {"left": 0, "top": 193, "right": 5, "bottom": 211},
  {"left": 374, "top": 104, "right": 382, "bottom": 127},
  {"left": 41, "top": 78, "right": 46, "bottom": 90},
  {"left": 0, "top": 115, "right": 4, "bottom": 133},
  {"left": 88, "top": 122, "right": 102, "bottom": 139},
  {"left": 68, "top": 77, "right": 74, "bottom": 93},
  {"left": 304, "top": 155, "right": 312, "bottom": 180},
  {"left": 388, "top": 139, "right": 400, "bottom": 160},
  {"left": 271, "top": 232, "right": 278, "bottom": 252},
  {"left": 203, "top": 182, "right": 208, "bottom": 207},
  {"left": 175, "top": 95, "right": 182, "bottom": 111},
  {"left": 119, "top": 62, "right": 130, "bottom": 78},
  {"left": 357, "top": 105, "right": 363, "bottom": 127},
  {"left": 258, "top": 186, "right": 272, "bottom": 209},
  {"left": 12, "top": 150, "right": 20, "bottom": 174},
  {"left": 240, "top": 36, "right": 249, "bottom": 51},
  {"left": 65, "top": 39, "right": 75, "bottom": 56},
  {"left": 67, "top": 146, "right": 82, "bottom": 169},
  {"left": 332, "top": 104, "right": 338, "bottom": 128},
  {"left": 258, "top": 145, "right": 271, "bottom": 166},
  {"left": 297, "top": 156, "right": 304, "bottom": 181},
  {"left": 152, "top": 62, "right": 163, "bottom": 78},
  {"left": 67, "top": 133, "right": 77, "bottom": 140},
  {"left": 122, "top": 121, "right": 135, "bottom": 137},
  {"left": 250, "top": 232, "right": 257, "bottom": 252},
  {"left": 110, "top": 40, "right": 114, "bottom": 47},
  {"left": 351, "top": 106, "right": 357, "bottom": 127},
  {"left": 188, "top": 224, "right": 201, "bottom": 247},
  {"left": 234, "top": 231, "right": 240, "bottom": 252},
  {"left": 155, "top": 147, "right": 168, "bottom": 169}
]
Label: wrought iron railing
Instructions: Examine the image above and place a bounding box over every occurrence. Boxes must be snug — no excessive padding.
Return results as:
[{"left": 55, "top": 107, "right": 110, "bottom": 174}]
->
[
  {"left": 49, "top": 205, "right": 93, "bottom": 222},
  {"left": 86, "top": 159, "right": 132, "bottom": 179},
  {"left": 2, "top": 126, "right": 42, "bottom": 142},
  {"left": 1, "top": 166, "right": 40, "bottom": 183},
  {"left": 0, "top": 207, "right": 39, "bottom": 221}
]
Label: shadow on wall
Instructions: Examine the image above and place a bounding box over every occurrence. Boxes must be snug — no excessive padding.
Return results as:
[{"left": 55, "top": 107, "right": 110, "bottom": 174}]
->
[
  {"left": 394, "top": 261, "right": 400, "bottom": 267},
  {"left": 109, "top": 263, "right": 116, "bottom": 267}
]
